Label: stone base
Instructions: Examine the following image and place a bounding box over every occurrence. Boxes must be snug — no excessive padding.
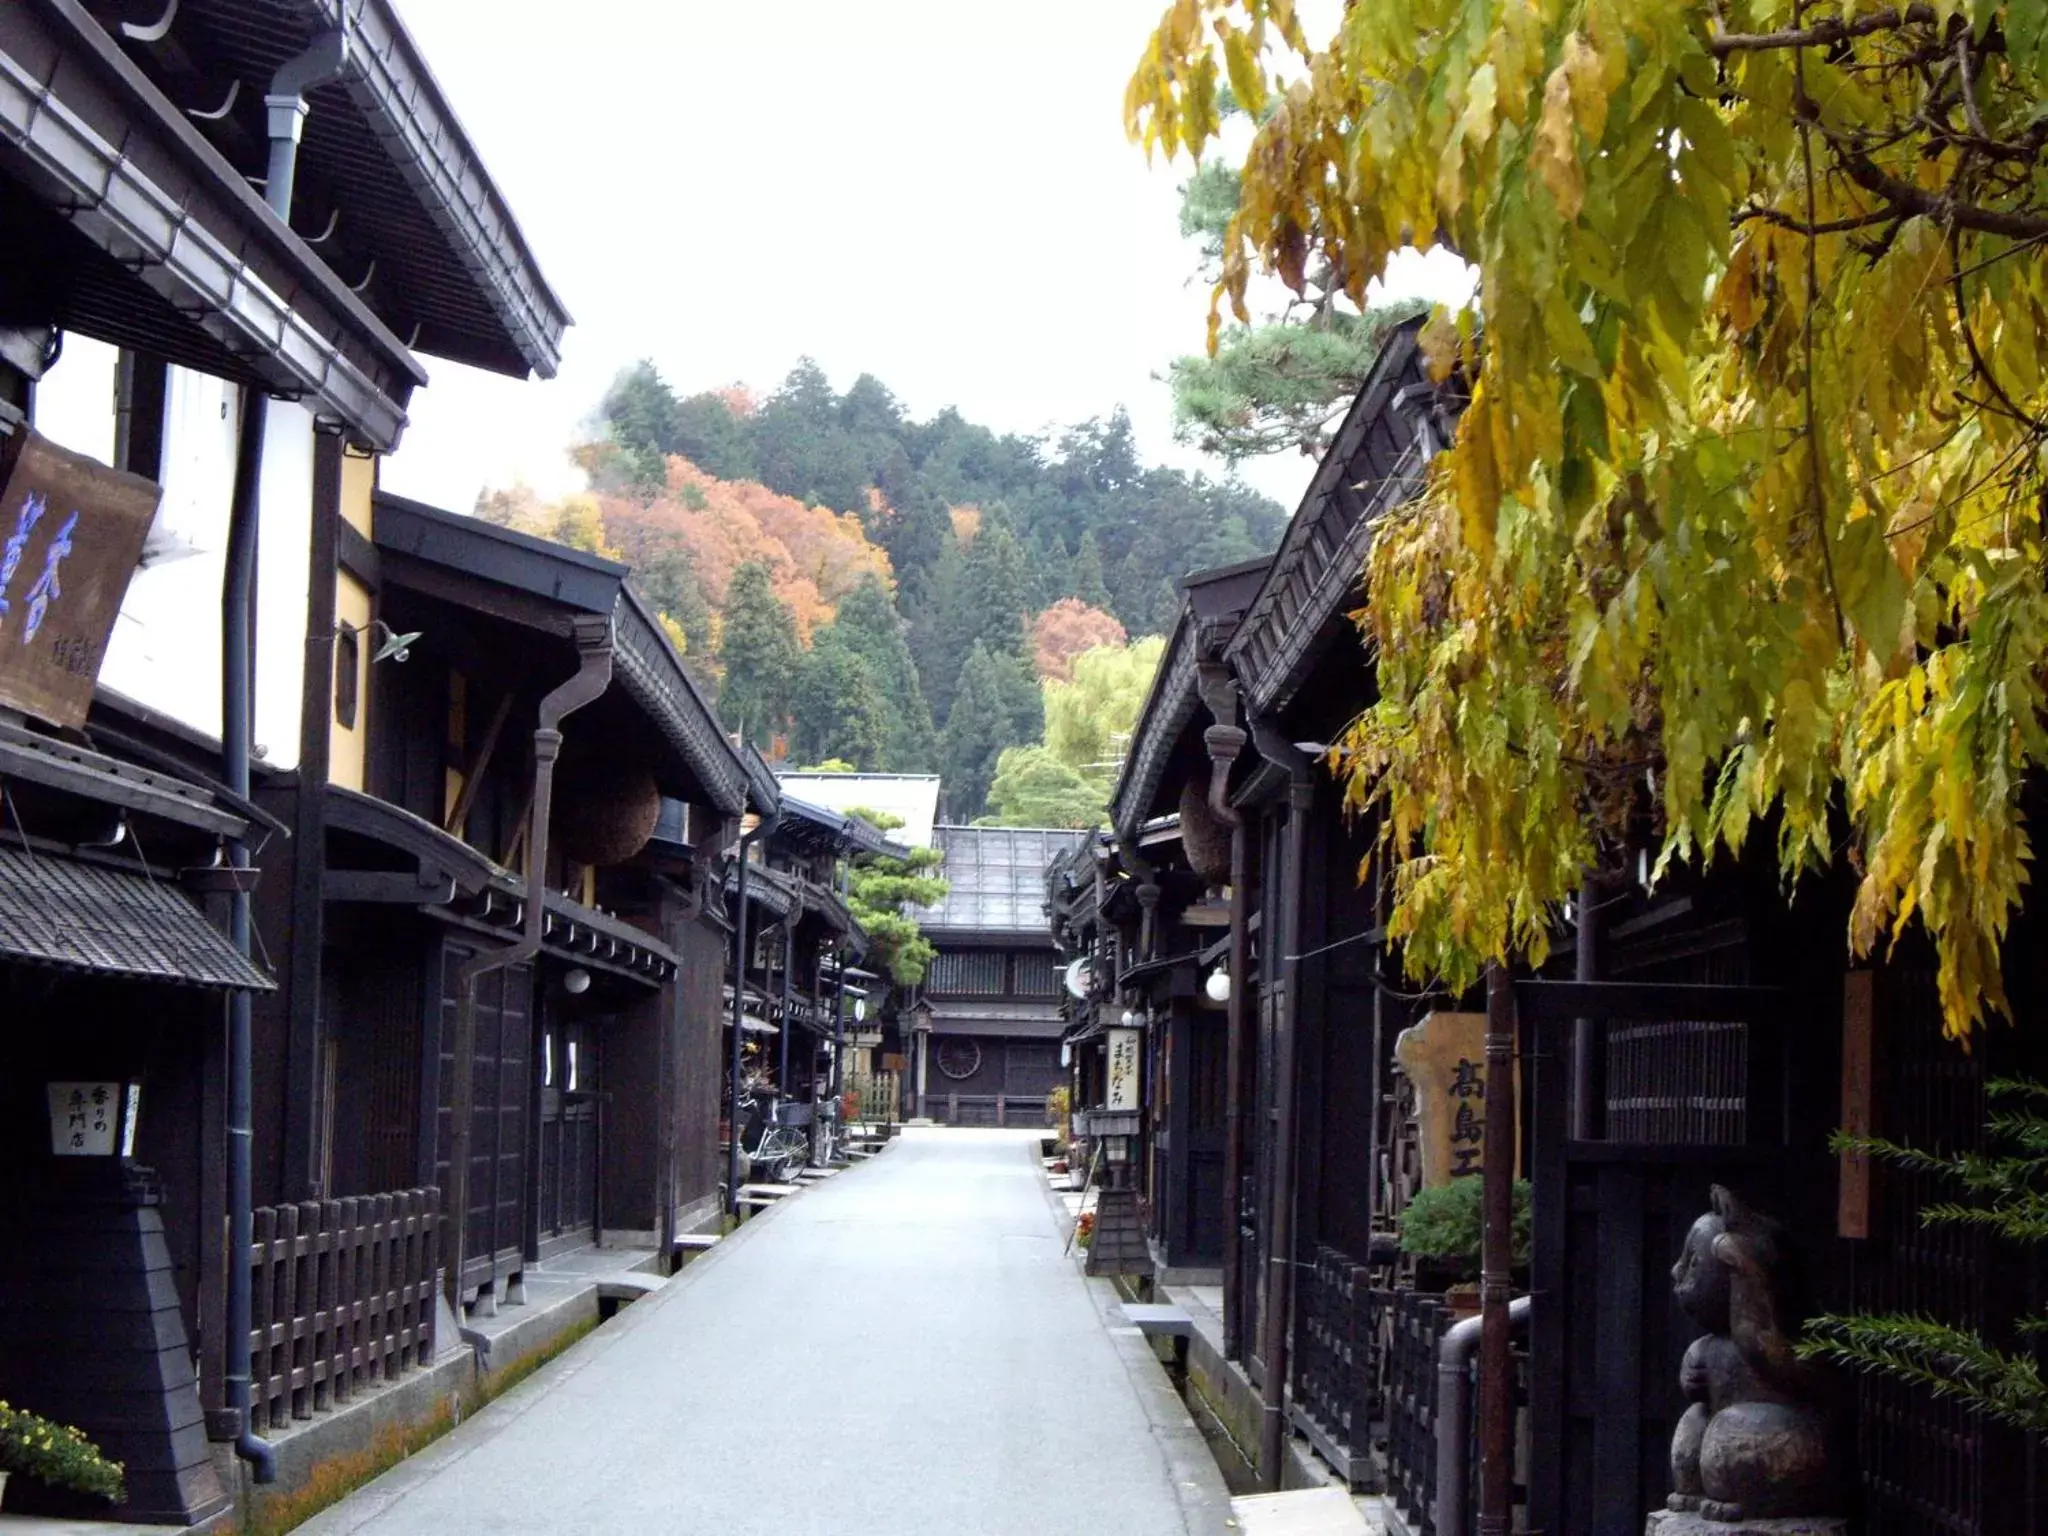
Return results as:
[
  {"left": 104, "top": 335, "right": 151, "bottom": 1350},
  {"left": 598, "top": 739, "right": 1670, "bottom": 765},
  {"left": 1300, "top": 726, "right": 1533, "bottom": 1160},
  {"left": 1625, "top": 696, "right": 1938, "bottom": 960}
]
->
[{"left": 1647, "top": 1512, "right": 1849, "bottom": 1536}]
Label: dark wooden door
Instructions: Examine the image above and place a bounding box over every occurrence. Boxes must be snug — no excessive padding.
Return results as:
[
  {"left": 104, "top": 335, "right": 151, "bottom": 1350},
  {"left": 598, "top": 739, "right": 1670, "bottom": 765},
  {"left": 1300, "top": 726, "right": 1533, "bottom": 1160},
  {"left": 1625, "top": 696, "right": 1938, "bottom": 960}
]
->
[
  {"left": 1524, "top": 980, "right": 1792, "bottom": 1536},
  {"left": 538, "top": 1014, "right": 599, "bottom": 1244},
  {"left": 1184, "top": 1015, "right": 1227, "bottom": 1265},
  {"left": 434, "top": 943, "right": 531, "bottom": 1295}
]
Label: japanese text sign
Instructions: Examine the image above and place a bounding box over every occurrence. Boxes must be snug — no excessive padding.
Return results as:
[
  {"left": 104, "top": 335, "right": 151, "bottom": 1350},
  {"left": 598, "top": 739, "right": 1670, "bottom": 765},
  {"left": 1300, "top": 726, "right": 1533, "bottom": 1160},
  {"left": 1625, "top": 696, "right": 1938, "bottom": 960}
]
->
[
  {"left": 47, "top": 1081, "right": 119, "bottom": 1156},
  {"left": 0, "top": 430, "right": 160, "bottom": 727},
  {"left": 1106, "top": 1027, "right": 1142, "bottom": 1111},
  {"left": 1394, "top": 1011, "right": 1520, "bottom": 1187}
]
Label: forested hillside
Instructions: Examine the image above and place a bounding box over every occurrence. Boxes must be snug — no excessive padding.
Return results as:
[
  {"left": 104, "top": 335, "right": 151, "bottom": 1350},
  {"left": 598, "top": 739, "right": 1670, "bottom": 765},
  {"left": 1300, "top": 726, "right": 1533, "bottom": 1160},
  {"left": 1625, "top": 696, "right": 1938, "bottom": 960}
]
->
[{"left": 480, "top": 360, "right": 1285, "bottom": 820}]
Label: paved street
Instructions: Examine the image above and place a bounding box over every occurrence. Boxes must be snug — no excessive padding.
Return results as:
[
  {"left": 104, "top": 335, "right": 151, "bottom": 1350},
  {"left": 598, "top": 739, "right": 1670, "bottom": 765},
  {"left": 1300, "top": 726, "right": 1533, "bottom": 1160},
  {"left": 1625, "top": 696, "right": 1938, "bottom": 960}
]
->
[{"left": 300, "top": 1130, "right": 1224, "bottom": 1536}]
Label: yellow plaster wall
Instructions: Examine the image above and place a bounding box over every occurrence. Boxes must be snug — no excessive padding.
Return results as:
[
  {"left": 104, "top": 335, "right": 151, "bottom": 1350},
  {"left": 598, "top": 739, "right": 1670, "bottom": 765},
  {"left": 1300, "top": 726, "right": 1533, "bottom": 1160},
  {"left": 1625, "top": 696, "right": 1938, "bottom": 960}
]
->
[
  {"left": 329, "top": 453, "right": 378, "bottom": 789},
  {"left": 330, "top": 571, "right": 372, "bottom": 790},
  {"left": 340, "top": 450, "right": 375, "bottom": 538}
]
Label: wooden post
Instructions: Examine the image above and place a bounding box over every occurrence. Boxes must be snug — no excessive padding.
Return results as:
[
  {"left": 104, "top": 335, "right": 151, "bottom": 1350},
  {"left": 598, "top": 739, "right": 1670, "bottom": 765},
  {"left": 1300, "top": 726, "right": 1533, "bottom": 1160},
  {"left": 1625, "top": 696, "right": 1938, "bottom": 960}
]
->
[
  {"left": 1839, "top": 971, "right": 1876, "bottom": 1239},
  {"left": 1479, "top": 965, "right": 1518, "bottom": 1535}
]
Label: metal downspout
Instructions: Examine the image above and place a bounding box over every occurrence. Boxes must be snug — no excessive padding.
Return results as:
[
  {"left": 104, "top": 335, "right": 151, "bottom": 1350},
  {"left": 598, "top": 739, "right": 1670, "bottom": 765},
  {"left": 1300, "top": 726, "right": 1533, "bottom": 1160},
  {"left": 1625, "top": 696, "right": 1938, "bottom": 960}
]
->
[
  {"left": 1249, "top": 720, "right": 1310, "bottom": 1491},
  {"left": 1479, "top": 966, "right": 1521, "bottom": 1535},
  {"left": 444, "top": 617, "right": 614, "bottom": 1320},
  {"left": 1437, "top": 1296, "right": 1532, "bottom": 1536},
  {"left": 224, "top": 30, "right": 350, "bottom": 1483},
  {"left": 727, "top": 805, "right": 781, "bottom": 1214}
]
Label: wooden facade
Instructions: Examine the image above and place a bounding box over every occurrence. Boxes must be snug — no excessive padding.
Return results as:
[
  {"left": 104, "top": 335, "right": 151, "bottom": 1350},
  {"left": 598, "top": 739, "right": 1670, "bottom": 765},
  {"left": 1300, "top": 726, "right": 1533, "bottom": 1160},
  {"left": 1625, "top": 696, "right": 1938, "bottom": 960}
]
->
[
  {"left": 912, "top": 826, "right": 1081, "bottom": 1128},
  {"left": 1056, "top": 313, "right": 2048, "bottom": 1532}
]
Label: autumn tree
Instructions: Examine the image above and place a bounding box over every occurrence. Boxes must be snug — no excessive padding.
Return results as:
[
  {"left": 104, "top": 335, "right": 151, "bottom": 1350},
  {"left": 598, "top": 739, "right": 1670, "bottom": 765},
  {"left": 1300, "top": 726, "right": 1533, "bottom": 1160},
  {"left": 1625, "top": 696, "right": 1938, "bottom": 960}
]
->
[
  {"left": 1030, "top": 600, "right": 1129, "bottom": 682},
  {"left": 1130, "top": 0, "right": 2048, "bottom": 1037},
  {"left": 717, "top": 561, "right": 801, "bottom": 749}
]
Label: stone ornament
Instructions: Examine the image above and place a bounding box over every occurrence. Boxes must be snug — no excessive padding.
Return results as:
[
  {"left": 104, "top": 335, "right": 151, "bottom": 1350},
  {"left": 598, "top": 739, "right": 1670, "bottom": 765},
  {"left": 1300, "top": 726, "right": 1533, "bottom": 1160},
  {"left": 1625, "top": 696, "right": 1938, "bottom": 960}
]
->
[{"left": 1662, "top": 1185, "right": 1838, "bottom": 1530}]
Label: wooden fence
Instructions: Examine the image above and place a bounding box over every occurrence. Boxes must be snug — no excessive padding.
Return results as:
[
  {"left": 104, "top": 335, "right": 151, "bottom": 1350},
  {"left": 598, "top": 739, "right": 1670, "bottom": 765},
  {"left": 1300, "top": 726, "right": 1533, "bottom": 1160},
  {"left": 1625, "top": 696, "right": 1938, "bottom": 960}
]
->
[
  {"left": 1294, "top": 1245, "right": 1381, "bottom": 1474},
  {"left": 247, "top": 1188, "right": 441, "bottom": 1431},
  {"left": 939, "top": 1092, "right": 1053, "bottom": 1127},
  {"left": 846, "top": 1069, "right": 900, "bottom": 1128}
]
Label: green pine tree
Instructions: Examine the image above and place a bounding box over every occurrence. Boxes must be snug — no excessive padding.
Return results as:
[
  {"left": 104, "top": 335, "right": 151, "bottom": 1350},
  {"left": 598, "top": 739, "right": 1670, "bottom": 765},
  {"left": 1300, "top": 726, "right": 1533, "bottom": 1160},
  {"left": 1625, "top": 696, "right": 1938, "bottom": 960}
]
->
[
  {"left": 957, "top": 514, "right": 1033, "bottom": 662},
  {"left": 941, "top": 643, "right": 1021, "bottom": 821},
  {"left": 791, "top": 630, "right": 889, "bottom": 770},
  {"left": 1801, "top": 1078, "right": 2048, "bottom": 1434},
  {"left": 1072, "top": 530, "right": 1112, "bottom": 609},
  {"left": 823, "top": 575, "right": 937, "bottom": 770},
  {"left": 716, "top": 560, "right": 801, "bottom": 750}
]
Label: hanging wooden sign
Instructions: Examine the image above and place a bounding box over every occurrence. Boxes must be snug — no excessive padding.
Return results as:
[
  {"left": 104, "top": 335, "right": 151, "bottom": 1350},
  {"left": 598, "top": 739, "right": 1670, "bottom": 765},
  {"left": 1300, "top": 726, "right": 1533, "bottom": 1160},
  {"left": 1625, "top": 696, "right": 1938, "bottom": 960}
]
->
[{"left": 0, "top": 429, "right": 161, "bottom": 727}]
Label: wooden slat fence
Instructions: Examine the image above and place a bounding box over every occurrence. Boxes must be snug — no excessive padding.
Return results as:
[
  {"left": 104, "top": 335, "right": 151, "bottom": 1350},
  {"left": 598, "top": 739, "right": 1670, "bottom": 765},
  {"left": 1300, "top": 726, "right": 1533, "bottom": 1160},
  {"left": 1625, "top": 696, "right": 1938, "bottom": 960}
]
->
[
  {"left": 1383, "top": 1288, "right": 1451, "bottom": 1535},
  {"left": 246, "top": 1188, "right": 441, "bottom": 1432}
]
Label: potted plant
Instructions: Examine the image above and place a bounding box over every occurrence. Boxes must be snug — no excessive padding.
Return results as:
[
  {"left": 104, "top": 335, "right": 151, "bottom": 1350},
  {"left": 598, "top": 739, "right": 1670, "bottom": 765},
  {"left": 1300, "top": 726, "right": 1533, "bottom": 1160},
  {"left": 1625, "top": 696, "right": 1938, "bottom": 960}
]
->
[
  {"left": 1398, "top": 1175, "right": 1533, "bottom": 1311},
  {"left": 0, "top": 1401, "right": 125, "bottom": 1508}
]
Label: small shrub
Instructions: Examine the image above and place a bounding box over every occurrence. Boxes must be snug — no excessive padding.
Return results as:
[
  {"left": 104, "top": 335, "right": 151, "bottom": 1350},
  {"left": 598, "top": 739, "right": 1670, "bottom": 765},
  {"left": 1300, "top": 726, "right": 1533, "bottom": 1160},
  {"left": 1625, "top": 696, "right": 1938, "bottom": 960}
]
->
[
  {"left": 0, "top": 1402, "right": 124, "bottom": 1502},
  {"left": 1398, "top": 1175, "right": 1532, "bottom": 1282}
]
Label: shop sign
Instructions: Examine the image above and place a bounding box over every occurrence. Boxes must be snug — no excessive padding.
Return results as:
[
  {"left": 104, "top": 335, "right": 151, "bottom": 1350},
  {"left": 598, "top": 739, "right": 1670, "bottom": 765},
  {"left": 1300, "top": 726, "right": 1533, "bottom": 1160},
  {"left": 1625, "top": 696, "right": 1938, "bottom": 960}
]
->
[
  {"left": 47, "top": 1081, "right": 127, "bottom": 1156},
  {"left": 1105, "top": 1027, "right": 1141, "bottom": 1110},
  {"left": 0, "top": 430, "right": 161, "bottom": 727},
  {"left": 1394, "top": 1011, "right": 1520, "bottom": 1187}
]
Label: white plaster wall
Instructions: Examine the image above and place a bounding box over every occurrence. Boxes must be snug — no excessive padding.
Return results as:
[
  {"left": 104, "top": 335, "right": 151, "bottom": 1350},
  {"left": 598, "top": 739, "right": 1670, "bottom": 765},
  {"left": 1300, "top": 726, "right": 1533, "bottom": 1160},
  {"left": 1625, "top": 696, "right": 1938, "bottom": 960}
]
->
[{"left": 36, "top": 343, "right": 311, "bottom": 765}]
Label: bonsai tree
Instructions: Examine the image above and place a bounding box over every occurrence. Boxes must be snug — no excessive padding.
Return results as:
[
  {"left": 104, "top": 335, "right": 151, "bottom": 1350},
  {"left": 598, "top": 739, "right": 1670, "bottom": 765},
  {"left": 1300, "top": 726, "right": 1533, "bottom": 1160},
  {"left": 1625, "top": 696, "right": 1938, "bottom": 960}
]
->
[
  {"left": 1399, "top": 1175, "right": 1533, "bottom": 1284},
  {"left": 0, "top": 1402, "right": 124, "bottom": 1501}
]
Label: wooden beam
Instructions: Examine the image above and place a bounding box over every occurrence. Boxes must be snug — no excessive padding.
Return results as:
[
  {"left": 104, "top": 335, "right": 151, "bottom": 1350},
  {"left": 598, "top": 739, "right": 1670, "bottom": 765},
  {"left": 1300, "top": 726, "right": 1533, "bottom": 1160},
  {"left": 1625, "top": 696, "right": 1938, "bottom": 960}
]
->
[{"left": 443, "top": 690, "right": 513, "bottom": 836}]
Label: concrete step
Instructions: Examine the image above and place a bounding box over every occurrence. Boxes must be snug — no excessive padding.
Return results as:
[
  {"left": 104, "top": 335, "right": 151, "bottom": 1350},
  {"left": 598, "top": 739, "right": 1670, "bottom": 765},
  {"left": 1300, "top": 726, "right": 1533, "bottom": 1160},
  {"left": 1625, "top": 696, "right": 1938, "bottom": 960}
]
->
[
  {"left": 592, "top": 1271, "right": 666, "bottom": 1303},
  {"left": 1229, "top": 1488, "right": 1373, "bottom": 1536}
]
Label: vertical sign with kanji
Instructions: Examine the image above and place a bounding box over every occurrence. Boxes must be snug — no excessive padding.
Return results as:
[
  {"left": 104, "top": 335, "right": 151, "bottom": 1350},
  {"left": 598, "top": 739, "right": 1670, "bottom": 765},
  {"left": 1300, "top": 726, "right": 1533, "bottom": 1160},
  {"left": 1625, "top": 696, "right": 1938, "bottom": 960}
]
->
[
  {"left": 0, "top": 429, "right": 160, "bottom": 727},
  {"left": 1394, "top": 1012, "right": 1520, "bottom": 1187},
  {"left": 1105, "top": 1027, "right": 1142, "bottom": 1111},
  {"left": 47, "top": 1081, "right": 121, "bottom": 1156}
]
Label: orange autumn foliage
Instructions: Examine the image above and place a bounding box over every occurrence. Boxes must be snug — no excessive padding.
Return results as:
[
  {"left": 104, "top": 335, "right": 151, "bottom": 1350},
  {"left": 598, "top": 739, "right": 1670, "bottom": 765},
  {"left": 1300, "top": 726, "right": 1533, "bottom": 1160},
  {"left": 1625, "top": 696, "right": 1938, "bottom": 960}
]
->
[
  {"left": 949, "top": 506, "right": 982, "bottom": 545},
  {"left": 1030, "top": 600, "right": 1127, "bottom": 682},
  {"left": 600, "top": 457, "right": 892, "bottom": 644}
]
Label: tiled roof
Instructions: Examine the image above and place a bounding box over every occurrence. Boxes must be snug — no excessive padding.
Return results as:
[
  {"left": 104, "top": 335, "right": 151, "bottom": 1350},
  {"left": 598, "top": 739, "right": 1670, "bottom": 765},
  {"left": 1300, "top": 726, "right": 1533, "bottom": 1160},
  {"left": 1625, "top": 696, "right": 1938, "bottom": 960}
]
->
[
  {"left": 916, "top": 825, "right": 1085, "bottom": 935},
  {"left": 0, "top": 847, "right": 274, "bottom": 989}
]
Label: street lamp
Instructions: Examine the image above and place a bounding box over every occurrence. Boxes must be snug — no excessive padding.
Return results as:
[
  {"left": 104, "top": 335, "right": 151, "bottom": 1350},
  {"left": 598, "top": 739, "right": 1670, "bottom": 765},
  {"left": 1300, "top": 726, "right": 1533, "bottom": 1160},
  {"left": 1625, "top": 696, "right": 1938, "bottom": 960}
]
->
[{"left": 1204, "top": 967, "right": 1231, "bottom": 1004}]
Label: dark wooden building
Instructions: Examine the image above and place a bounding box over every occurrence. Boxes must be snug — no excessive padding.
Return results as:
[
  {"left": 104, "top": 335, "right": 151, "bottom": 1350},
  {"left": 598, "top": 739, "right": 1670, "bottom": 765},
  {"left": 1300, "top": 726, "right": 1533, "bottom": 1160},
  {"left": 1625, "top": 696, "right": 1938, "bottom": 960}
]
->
[
  {"left": 272, "top": 492, "right": 751, "bottom": 1310},
  {"left": 1060, "top": 312, "right": 2048, "bottom": 1536},
  {"left": 911, "top": 826, "right": 1081, "bottom": 1128}
]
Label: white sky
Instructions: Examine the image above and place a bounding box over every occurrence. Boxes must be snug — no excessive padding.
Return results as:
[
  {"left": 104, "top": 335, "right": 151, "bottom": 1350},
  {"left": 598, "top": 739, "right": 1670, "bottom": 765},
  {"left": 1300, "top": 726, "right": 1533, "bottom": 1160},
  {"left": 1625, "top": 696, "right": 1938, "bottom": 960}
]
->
[{"left": 374, "top": 0, "right": 1473, "bottom": 520}]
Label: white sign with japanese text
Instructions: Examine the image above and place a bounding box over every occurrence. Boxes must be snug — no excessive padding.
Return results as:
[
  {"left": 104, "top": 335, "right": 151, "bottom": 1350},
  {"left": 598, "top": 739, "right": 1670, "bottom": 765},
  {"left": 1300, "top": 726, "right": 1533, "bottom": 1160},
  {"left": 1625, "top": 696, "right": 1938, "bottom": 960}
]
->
[
  {"left": 48, "top": 1081, "right": 119, "bottom": 1156},
  {"left": 1106, "top": 1028, "right": 1142, "bottom": 1111}
]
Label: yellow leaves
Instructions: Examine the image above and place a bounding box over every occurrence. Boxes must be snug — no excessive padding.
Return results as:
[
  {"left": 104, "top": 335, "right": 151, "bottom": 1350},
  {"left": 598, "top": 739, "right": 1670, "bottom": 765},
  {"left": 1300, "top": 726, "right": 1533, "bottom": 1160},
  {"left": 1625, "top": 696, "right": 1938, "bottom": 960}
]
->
[
  {"left": 1141, "top": 0, "right": 2048, "bottom": 1045},
  {"left": 1420, "top": 309, "right": 1462, "bottom": 383},
  {"left": 1716, "top": 237, "right": 1762, "bottom": 337},
  {"left": 1532, "top": 59, "right": 1585, "bottom": 218}
]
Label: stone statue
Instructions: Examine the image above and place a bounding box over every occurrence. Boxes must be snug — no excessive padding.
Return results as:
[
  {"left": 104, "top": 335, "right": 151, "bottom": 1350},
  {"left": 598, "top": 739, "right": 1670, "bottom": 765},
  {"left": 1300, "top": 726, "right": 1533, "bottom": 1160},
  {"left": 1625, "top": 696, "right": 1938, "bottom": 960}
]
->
[{"left": 1656, "top": 1185, "right": 1836, "bottom": 1531}]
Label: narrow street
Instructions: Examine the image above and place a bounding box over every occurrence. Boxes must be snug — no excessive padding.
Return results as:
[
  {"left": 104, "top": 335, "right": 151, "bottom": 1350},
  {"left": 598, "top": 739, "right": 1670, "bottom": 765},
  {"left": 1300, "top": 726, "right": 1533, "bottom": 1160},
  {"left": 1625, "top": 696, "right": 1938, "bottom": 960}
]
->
[{"left": 298, "top": 1131, "right": 1225, "bottom": 1536}]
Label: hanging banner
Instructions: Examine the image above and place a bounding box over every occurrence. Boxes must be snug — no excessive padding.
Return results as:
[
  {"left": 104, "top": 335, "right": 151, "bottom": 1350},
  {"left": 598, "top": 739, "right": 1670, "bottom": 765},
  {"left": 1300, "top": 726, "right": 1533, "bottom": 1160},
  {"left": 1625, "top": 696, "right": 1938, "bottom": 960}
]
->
[
  {"left": 0, "top": 429, "right": 161, "bottom": 727},
  {"left": 1105, "top": 1027, "right": 1142, "bottom": 1111},
  {"left": 1395, "top": 1010, "right": 1521, "bottom": 1187}
]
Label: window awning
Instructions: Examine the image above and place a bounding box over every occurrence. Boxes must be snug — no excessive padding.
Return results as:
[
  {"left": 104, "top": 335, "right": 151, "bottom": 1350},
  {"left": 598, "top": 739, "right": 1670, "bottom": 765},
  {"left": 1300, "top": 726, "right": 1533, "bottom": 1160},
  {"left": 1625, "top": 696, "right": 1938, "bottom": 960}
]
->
[{"left": 0, "top": 846, "right": 273, "bottom": 990}]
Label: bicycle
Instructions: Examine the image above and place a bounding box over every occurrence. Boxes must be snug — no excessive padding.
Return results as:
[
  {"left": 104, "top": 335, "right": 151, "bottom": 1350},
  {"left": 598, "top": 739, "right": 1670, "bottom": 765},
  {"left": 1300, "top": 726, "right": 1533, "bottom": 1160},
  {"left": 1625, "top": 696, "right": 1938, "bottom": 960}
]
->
[{"left": 730, "top": 1079, "right": 809, "bottom": 1185}]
